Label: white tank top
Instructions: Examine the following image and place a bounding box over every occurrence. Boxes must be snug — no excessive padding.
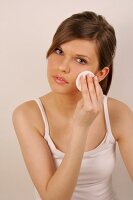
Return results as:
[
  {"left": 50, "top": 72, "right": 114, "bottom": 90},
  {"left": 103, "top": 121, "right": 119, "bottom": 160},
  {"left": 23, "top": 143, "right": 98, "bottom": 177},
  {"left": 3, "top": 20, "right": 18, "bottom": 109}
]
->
[{"left": 33, "top": 95, "right": 116, "bottom": 200}]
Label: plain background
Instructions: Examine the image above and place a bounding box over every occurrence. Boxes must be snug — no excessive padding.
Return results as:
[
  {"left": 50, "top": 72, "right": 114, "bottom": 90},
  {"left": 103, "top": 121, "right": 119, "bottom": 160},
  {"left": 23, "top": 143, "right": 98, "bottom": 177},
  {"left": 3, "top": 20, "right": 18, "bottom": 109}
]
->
[{"left": 1, "top": 0, "right": 133, "bottom": 199}]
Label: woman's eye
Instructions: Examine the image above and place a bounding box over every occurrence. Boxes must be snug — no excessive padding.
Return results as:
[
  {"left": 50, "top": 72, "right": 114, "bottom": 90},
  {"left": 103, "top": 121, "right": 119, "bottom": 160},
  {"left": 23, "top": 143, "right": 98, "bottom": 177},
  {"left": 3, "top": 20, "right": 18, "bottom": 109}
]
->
[
  {"left": 54, "top": 48, "right": 63, "bottom": 55},
  {"left": 76, "top": 58, "right": 87, "bottom": 65}
]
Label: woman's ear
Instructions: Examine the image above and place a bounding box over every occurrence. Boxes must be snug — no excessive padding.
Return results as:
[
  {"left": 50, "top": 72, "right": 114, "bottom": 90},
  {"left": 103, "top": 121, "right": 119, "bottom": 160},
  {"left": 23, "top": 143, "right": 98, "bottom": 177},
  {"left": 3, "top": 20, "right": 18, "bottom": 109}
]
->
[{"left": 96, "top": 67, "right": 110, "bottom": 82}]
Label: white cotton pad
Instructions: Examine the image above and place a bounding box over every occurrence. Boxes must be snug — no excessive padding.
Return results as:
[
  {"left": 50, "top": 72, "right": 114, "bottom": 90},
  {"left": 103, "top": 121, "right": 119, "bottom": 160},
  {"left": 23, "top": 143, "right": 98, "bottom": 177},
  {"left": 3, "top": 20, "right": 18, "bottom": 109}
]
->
[{"left": 76, "top": 70, "right": 95, "bottom": 91}]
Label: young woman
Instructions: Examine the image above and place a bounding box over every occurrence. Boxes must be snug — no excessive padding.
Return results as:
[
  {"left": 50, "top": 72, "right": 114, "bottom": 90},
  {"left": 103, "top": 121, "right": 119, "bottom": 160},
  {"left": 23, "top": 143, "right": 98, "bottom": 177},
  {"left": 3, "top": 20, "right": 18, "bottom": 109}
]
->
[{"left": 12, "top": 11, "right": 133, "bottom": 200}]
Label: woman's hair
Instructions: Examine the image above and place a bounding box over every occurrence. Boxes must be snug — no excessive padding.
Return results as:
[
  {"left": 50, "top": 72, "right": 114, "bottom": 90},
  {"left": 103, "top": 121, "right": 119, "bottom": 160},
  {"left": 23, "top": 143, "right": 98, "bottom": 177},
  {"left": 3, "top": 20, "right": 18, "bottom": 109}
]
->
[{"left": 46, "top": 11, "right": 117, "bottom": 95}]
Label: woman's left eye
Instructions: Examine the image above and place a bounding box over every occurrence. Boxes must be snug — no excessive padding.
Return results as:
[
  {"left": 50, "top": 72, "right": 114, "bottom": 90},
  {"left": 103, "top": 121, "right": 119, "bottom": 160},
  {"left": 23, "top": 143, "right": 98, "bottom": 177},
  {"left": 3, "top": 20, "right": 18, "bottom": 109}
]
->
[
  {"left": 54, "top": 48, "right": 63, "bottom": 55},
  {"left": 76, "top": 58, "right": 87, "bottom": 65}
]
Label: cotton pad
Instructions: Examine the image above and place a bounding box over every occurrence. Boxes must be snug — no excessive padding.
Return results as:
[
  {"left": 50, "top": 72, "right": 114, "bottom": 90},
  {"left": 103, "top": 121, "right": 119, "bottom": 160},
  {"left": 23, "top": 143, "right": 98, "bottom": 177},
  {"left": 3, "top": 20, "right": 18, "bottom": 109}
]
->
[{"left": 76, "top": 70, "right": 95, "bottom": 91}]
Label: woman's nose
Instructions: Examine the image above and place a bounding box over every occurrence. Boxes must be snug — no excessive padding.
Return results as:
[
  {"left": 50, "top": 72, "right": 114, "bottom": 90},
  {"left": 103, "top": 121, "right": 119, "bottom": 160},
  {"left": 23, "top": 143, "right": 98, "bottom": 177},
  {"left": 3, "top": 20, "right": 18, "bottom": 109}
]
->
[{"left": 58, "top": 59, "right": 70, "bottom": 73}]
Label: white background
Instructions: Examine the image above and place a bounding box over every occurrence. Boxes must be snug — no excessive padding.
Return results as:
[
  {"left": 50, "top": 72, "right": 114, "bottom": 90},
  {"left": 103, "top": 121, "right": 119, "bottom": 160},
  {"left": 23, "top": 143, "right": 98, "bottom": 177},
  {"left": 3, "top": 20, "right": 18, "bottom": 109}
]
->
[{"left": 0, "top": 0, "right": 133, "bottom": 199}]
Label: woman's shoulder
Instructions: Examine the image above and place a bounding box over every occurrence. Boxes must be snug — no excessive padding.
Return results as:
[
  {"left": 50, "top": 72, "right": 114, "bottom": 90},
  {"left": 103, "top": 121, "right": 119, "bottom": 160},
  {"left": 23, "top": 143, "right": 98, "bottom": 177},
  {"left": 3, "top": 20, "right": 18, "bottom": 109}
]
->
[
  {"left": 13, "top": 99, "right": 45, "bottom": 137},
  {"left": 107, "top": 96, "right": 132, "bottom": 114},
  {"left": 107, "top": 96, "right": 133, "bottom": 140}
]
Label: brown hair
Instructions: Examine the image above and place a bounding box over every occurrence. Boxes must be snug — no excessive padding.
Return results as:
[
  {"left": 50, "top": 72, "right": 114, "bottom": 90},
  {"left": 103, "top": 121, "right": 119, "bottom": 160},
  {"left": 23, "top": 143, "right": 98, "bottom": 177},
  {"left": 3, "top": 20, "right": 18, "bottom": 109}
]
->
[{"left": 46, "top": 11, "right": 117, "bottom": 95}]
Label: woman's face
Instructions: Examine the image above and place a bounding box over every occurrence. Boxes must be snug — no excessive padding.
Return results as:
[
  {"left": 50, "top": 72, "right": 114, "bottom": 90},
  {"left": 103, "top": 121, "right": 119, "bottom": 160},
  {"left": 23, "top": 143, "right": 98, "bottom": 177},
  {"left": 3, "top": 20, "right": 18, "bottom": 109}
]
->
[{"left": 47, "top": 39, "right": 100, "bottom": 94}]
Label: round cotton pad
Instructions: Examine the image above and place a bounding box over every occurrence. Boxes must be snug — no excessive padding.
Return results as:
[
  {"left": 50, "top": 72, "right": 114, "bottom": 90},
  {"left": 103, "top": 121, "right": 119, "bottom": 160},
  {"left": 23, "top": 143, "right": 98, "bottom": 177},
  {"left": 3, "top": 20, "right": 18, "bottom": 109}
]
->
[{"left": 76, "top": 70, "right": 95, "bottom": 91}]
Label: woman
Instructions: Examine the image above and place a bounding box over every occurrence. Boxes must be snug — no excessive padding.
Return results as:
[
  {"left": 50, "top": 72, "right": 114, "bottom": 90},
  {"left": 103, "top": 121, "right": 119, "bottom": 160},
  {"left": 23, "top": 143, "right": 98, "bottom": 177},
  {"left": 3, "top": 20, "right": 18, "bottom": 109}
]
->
[{"left": 12, "top": 11, "right": 133, "bottom": 200}]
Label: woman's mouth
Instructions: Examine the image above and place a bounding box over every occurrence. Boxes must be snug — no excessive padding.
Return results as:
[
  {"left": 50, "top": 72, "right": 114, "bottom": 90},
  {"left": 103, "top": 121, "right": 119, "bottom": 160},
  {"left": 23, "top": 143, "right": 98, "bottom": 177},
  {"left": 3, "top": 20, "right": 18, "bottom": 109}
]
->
[{"left": 53, "top": 76, "right": 68, "bottom": 84}]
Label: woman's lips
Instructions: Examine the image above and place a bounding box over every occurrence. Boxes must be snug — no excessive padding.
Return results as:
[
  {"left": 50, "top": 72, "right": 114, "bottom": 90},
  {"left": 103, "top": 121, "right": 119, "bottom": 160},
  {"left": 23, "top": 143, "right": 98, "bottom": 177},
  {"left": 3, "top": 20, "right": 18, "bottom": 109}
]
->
[{"left": 53, "top": 76, "right": 69, "bottom": 84}]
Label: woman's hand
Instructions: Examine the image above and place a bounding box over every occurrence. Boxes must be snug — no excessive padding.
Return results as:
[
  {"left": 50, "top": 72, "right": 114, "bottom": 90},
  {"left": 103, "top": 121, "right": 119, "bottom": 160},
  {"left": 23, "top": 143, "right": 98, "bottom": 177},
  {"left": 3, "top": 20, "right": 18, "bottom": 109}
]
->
[{"left": 72, "top": 75, "right": 104, "bottom": 129}]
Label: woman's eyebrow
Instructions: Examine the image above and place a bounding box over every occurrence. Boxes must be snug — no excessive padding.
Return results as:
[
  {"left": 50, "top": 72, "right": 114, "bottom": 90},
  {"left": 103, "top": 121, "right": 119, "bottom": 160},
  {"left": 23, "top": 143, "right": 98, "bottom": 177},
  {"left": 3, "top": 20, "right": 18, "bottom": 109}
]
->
[{"left": 57, "top": 45, "right": 62, "bottom": 49}]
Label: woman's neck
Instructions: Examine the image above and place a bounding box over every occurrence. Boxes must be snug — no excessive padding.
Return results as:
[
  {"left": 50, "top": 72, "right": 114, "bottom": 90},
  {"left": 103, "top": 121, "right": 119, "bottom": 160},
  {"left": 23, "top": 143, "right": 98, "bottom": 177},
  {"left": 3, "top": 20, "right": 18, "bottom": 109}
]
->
[{"left": 45, "top": 91, "right": 82, "bottom": 118}]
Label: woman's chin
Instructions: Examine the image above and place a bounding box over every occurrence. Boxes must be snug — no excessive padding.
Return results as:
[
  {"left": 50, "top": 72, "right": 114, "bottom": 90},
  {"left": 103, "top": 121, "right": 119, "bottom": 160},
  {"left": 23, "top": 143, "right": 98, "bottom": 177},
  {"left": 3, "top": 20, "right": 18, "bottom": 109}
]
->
[{"left": 49, "top": 85, "right": 79, "bottom": 95}]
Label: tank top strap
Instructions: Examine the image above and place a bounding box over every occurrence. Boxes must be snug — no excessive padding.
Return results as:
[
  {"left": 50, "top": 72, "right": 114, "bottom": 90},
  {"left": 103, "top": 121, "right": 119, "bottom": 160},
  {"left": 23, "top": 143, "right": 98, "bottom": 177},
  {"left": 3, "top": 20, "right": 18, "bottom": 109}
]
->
[
  {"left": 34, "top": 98, "right": 49, "bottom": 139},
  {"left": 103, "top": 95, "right": 116, "bottom": 143},
  {"left": 33, "top": 96, "right": 115, "bottom": 145}
]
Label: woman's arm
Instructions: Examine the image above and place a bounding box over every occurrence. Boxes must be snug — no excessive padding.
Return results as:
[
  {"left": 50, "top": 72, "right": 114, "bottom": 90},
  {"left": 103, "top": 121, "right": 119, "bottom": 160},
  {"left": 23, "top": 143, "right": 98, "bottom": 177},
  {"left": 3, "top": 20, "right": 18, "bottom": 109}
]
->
[
  {"left": 46, "top": 76, "right": 103, "bottom": 200},
  {"left": 12, "top": 104, "right": 89, "bottom": 200},
  {"left": 12, "top": 102, "right": 57, "bottom": 200},
  {"left": 12, "top": 76, "right": 103, "bottom": 200},
  {"left": 111, "top": 99, "right": 133, "bottom": 180}
]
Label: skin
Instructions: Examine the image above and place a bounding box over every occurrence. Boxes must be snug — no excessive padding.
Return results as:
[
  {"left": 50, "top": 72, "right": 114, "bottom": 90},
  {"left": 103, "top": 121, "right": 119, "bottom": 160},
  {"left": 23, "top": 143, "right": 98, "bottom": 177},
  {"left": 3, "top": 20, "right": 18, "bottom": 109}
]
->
[
  {"left": 12, "top": 39, "right": 133, "bottom": 200},
  {"left": 41, "top": 39, "right": 109, "bottom": 151}
]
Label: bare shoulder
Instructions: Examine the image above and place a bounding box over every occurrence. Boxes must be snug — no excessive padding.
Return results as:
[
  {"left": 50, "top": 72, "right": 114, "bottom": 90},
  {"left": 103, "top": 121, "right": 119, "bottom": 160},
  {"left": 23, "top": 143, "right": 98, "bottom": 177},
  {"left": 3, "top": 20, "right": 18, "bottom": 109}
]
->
[
  {"left": 12, "top": 100, "right": 57, "bottom": 198},
  {"left": 107, "top": 96, "right": 133, "bottom": 140},
  {"left": 108, "top": 96, "right": 132, "bottom": 112},
  {"left": 12, "top": 100, "right": 45, "bottom": 137}
]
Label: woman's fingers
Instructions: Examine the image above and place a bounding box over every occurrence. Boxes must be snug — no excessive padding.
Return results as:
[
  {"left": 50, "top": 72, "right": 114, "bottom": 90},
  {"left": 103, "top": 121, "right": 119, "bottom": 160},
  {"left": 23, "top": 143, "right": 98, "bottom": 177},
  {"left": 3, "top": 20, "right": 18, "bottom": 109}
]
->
[
  {"left": 87, "top": 75, "right": 98, "bottom": 105},
  {"left": 94, "top": 76, "right": 101, "bottom": 99},
  {"left": 80, "top": 76, "right": 91, "bottom": 109},
  {"left": 94, "top": 76, "right": 104, "bottom": 110},
  {"left": 74, "top": 74, "right": 104, "bottom": 127},
  {"left": 80, "top": 75, "right": 103, "bottom": 112}
]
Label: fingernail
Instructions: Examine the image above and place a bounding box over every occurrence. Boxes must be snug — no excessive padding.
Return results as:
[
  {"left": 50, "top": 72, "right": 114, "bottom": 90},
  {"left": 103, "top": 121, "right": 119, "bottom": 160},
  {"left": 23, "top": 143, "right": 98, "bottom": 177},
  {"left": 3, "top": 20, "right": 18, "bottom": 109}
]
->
[
  {"left": 87, "top": 75, "right": 92, "bottom": 79},
  {"left": 83, "top": 75, "right": 86, "bottom": 78},
  {"left": 80, "top": 75, "right": 85, "bottom": 81}
]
